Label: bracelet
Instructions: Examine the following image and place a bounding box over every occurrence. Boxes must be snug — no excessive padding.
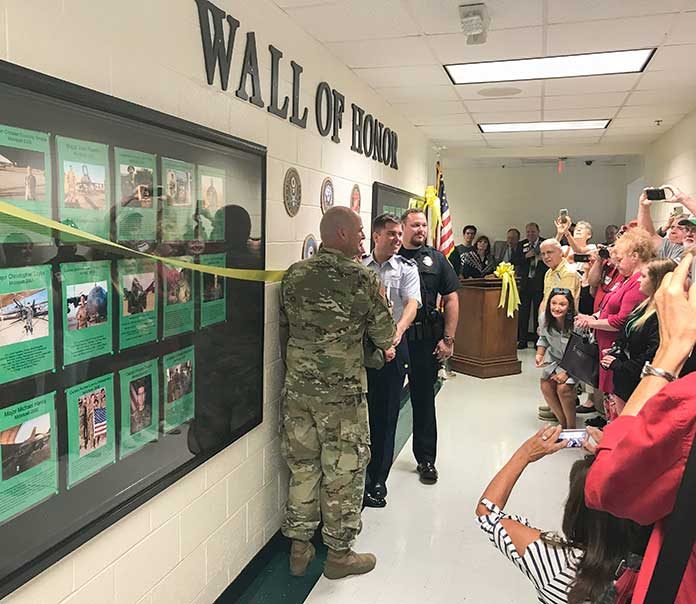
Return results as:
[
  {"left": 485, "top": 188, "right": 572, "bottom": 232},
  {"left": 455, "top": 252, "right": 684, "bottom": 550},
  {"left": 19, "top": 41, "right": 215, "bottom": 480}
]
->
[
  {"left": 443, "top": 335, "right": 455, "bottom": 345},
  {"left": 640, "top": 361, "right": 677, "bottom": 382}
]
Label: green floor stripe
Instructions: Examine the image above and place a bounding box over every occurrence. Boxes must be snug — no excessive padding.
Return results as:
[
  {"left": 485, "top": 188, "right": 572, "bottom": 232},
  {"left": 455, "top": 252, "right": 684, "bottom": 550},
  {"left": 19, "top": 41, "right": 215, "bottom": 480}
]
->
[{"left": 216, "top": 381, "right": 443, "bottom": 603}]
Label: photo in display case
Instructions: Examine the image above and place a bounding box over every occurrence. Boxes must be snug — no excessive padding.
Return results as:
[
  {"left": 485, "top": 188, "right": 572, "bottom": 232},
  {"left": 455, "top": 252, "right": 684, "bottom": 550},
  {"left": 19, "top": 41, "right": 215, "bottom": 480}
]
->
[{"left": 0, "top": 60, "right": 265, "bottom": 599}]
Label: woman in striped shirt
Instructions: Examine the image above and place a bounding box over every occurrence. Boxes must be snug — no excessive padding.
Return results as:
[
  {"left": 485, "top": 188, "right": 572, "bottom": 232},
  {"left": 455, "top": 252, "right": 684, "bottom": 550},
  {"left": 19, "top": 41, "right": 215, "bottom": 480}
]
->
[{"left": 476, "top": 426, "right": 649, "bottom": 603}]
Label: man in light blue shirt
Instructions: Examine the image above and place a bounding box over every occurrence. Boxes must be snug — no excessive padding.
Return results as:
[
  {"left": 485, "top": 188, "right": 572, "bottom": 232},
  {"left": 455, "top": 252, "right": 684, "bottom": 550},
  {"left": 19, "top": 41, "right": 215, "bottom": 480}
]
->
[{"left": 362, "top": 213, "right": 421, "bottom": 508}]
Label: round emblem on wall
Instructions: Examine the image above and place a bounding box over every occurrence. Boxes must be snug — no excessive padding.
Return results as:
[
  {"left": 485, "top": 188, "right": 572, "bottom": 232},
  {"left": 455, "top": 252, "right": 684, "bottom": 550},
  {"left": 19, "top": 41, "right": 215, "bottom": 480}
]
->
[
  {"left": 320, "top": 177, "right": 334, "bottom": 214},
  {"left": 423, "top": 255, "right": 433, "bottom": 267},
  {"left": 302, "top": 234, "right": 318, "bottom": 259},
  {"left": 283, "top": 167, "right": 302, "bottom": 217},
  {"left": 350, "top": 184, "right": 361, "bottom": 212}
]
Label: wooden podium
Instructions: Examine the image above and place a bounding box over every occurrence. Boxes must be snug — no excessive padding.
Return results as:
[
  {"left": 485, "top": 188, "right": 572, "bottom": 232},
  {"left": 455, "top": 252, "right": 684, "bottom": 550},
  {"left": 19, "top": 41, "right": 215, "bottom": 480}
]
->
[{"left": 450, "top": 278, "right": 522, "bottom": 378}]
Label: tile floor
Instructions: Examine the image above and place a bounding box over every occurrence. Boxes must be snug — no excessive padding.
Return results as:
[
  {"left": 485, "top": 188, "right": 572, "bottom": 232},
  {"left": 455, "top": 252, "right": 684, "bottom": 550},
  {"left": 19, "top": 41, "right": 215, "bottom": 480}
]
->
[{"left": 304, "top": 349, "right": 585, "bottom": 604}]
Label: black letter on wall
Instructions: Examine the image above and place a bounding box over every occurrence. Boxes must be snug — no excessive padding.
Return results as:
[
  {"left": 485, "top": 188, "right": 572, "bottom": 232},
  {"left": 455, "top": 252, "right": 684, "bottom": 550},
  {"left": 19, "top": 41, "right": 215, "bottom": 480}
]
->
[
  {"left": 267, "top": 45, "right": 289, "bottom": 119},
  {"left": 290, "top": 61, "right": 308, "bottom": 128},
  {"left": 351, "top": 104, "right": 364, "bottom": 153},
  {"left": 390, "top": 131, "right": 399, "bottom": 170},
  {"left": 315, "top": 82, "right": 333, "bottom": 137},
  {"left": 194, "top": 0, "right": 240, "bottom": 91},
  {"left": 236, "top": 32, "right": 265, "bottom": 107},
  {"left": 331, "top": 89, "right": 345, "bottom": 144}
]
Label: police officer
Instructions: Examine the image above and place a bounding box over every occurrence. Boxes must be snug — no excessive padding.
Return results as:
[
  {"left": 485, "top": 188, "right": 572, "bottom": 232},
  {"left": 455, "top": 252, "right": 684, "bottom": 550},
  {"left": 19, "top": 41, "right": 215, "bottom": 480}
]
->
[
  {"left": 279, "top": 207, "right": 396, "bottom": 580},
  {"left": 399, "top": 208, "right": 460, "bottom": 484},
  {"left": 362, "top": 213, "right": 421, "bottom": 508}
]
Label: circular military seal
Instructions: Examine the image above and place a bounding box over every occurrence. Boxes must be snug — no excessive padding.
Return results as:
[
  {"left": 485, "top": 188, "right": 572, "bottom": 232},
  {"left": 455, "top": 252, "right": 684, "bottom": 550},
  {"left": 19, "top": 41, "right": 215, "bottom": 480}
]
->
[
  {"left": 350, "top": 184, "right": 361, "bottom": 212},
  {"left": 302, "top": 234, "right": 318, "bottom": 259},
  {"left": 283, "top": 167, "right": 302, "bottom": 217},
  {"left": 423, "top": 255, "right": 433, "bottom": 267},
  {"left": 320, "top": 177, "right": 334, "bottom": 214}
]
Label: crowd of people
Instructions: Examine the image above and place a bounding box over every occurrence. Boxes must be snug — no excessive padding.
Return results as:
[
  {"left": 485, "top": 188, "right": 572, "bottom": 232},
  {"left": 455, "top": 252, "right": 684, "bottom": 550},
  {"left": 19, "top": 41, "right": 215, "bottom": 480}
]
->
[{"left": 477, "top": 185, "right": 696, "bottom": 603}]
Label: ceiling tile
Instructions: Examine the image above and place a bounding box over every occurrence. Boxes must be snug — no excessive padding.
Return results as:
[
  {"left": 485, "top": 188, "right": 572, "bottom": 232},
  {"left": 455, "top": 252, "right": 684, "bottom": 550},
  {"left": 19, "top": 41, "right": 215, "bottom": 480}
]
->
[
  {"left": 544, "top": 74, "right": 641, "bottom": 96},
  {"left": 636, "top": 70, "right": 696, "bottom": 90},
  {"left": 609, "top": 116, "right": 684, "bottom": 131},
  {"left": 646, "top": 44, "right": 696, "bottom": 71},
  {"left": 473, "top": 110, "right": 543, "bottom": 123},
  {"left": 284, "top": 0, "right": 420, "bottom": 42},
  {"left": 666, "top": 11, "right": 696, "bottom": 45},
  {"left": 405, "top": 0, "right": 544, "bottom": 34},
  {"left": 392, "top": 100, "right": 468, "bottom": 122},
  {"left": 376, "top": 85, "right": 459, "bottom": 103},
  {"left": 273, "top": 0, "right": 336, "bottom": 6},
  {"left": 547, "top": 15, "right": 673, "bottom": 55},
  {"left": 410, "top": 113, "right": 475, "bottom": 126},
  {"left": 627, "top": 89, "right": 696, "bottom": 105},
  {"left": 417, "top": 125, "right": 483, "bottom": 139},
  {"left": 618, "top": 104, "right": 693, "bottom": 118},
  {"left": 541, "top": 132, "right": 603, "bottom": 143},
  {"left": 352, "top": 65, "right": 450, "bottom": 87},
  {"left": 428, "top": 28, "right": 544, "bottom": 65},
  {"left": 484, "top": 132, "right": 543, "bottom": 147},
  {"left": 547, "top": 0, "right": 684, "bottom": 24},
  {"left": 544, "top": 92, "right": 629, "bottom": 110},
  {"left": 463, "top": 96, "right": 542, "bottom": 113},
  {"left": 325, "top": 36, "right": 437, "bottom": 68},
  {"left": 454, "top": 80, "right": 543, "bottom": 100},
  {"left": 543, "top": 108, "right": 621, "bottom": 120}
]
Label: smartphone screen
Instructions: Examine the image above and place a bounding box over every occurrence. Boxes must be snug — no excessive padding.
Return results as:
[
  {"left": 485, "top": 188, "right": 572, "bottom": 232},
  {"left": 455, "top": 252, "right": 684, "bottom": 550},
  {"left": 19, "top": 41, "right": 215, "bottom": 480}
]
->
[
  {"left": 558, "top": 429, "right": 587, "bottom": 448},
  {"left": 574, "top": 253, "right": 590, "bottom": 263},
  {"left": 646, "top": 188, "right": 666, "bottom": 201}
]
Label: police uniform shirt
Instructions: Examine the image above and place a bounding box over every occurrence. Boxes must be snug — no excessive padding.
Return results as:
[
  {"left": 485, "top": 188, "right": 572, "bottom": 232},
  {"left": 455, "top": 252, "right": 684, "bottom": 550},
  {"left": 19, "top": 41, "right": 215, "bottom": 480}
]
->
[
  {"left": 398, "top": 246, "right": 460, "bottom": 319},
  {"left": 362, "top": 253, "right": 422, "bottom": 323}
]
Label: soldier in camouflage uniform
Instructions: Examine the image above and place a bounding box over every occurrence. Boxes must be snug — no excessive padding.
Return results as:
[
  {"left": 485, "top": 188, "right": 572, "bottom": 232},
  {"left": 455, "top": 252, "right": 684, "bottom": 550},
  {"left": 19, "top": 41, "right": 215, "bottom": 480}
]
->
[{"left": 280, "top": 206, "right": 396, "bottom": 580}]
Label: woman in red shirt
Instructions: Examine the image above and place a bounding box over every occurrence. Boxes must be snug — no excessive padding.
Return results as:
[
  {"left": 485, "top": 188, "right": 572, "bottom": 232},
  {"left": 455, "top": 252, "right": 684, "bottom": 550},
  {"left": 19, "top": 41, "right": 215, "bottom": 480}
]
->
[{"left": 585, "top": 253, "right": 696, "bottom": 603}]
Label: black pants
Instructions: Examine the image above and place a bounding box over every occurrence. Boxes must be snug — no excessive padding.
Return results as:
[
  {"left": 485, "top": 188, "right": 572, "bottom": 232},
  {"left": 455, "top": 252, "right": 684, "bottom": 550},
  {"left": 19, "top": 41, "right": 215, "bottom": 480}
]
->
[
  {"left": 518, "top": 285, "right": 543, "bottom": 344},
  {"left": 365, "top": 353, "right": 406, "bottom": 492},
  {"left": 407, "top": 336, "right": 440, "bottom": 464}
]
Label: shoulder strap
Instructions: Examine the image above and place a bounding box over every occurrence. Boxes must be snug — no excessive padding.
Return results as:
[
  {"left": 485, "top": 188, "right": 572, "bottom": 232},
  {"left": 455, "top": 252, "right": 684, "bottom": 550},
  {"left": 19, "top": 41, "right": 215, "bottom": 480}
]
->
[{"left": 644, "top": 431, "right": 696, "bottom": 602}]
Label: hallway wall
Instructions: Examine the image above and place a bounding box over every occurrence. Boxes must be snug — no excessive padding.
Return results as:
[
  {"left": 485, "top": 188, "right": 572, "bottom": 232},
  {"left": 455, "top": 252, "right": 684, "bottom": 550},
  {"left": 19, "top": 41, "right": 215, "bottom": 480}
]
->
[{"left": 0, "top": 1, "right": 429, "bottom": 604}]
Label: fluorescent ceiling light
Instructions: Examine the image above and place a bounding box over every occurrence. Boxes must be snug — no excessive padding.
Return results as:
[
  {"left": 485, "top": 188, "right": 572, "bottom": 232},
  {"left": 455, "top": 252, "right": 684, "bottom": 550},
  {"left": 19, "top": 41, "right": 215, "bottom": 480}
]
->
[
  {"left": 446, "top": 48, "right": 655, "bottom": 85},
  {"left": 479, "top": 120, "right": 610, "bottom": 133}
]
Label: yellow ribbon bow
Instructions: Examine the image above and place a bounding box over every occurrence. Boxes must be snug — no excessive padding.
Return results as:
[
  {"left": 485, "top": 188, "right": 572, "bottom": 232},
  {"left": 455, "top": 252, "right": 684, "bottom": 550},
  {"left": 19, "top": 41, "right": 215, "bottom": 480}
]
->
[
  {"left": 409, "top": 186, "right": 441, "bottom": 244},
  {"left": 494, "top": 262, "right": 521, "bottom": 318}
]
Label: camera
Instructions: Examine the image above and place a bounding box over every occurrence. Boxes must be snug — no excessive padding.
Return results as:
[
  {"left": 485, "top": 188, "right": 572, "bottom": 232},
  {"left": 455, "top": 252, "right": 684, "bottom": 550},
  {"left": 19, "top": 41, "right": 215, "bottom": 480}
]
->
[
  {"left": 585, "top": 160, "right": 593, "bottom": 166},
  {"left": 598, "top": 246, "right": 611, "bottom": 260}
]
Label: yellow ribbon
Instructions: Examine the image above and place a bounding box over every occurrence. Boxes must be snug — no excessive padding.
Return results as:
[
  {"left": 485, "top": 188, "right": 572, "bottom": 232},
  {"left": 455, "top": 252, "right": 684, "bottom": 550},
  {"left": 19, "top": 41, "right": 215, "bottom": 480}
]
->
[
  {"left": 494, "top": 262, "right": 521, "bottom": 318},
  {"left": 409, "top": 186, "right": 441, "bottom": 243},
  {"left": 0, "top": 200, "right": 285, "bottom": 282}
]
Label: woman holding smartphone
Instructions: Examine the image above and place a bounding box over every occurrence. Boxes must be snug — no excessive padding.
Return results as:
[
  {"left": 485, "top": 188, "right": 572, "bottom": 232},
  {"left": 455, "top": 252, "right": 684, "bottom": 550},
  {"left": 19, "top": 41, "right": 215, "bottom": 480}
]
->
[{"left": 536, "top": 288, "right": 577, "bottom": 429}]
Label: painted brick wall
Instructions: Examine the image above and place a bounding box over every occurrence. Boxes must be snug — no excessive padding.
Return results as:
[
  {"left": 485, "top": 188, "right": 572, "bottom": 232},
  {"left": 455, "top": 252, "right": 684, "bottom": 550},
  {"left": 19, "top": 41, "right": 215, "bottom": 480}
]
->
[{"left": 0, "top": 1, "right": 429, "bottom": 603}]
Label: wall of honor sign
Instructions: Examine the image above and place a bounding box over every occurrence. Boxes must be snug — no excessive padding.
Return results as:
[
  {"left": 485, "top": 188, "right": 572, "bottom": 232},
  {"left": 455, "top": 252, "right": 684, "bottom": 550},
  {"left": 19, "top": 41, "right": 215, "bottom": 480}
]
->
[
  {"left": 194, "top": 0, "right": 399, "bottom": 170},
  {"left": 0, "top": 61, "right": 264, "bottom": 598}
]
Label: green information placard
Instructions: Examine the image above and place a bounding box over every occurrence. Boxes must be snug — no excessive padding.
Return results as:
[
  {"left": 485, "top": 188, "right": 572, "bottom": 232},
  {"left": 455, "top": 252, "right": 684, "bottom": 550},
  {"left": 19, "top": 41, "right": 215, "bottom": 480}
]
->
[
  {"left": 0, "top": 265, "right": 54, "bottom": 385},
  {"left": 56, "top": 136, "right": 110, "bottom": 240},
  {"left": 197, "top": 165, "right": 225, "bottom": 241},
  {"left": 118, "top": 258, "right": 157, "bottom": 350},
  {"left": 200, "top": 253, "right": 226, "bottom": 328},
  {"left": 163, "top": 346, "right": 195, "bottom": 432},
  {"left": 119, "top": 359, "right": 159, "bottom": 459},
  {"left": 66, "top": 373, "right": 116, "bottom": 488},
  {"left": 0, "top": 393, "right": 58, "bottom": 525},
  {"left": 162, "top": 158, "right": 196, "bottom": 241},
  {"left": 61, "top": 261, "right": 113, "bottom": 366},
  {"left": 163, "top": 257, "right": 194, "bottom": 338},
  {"left": 115, "top": 148, "right": 157, "bottom": 243},
  {"left": 0, "top": 123, "right": 52, "bottom": 243}
]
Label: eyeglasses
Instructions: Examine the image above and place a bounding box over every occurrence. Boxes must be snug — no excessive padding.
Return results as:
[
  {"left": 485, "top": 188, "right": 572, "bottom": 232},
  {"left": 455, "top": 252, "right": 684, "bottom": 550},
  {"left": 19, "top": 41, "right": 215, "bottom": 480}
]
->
[{"left": 550, "top": 287, "right": 571, "bottom": 295}]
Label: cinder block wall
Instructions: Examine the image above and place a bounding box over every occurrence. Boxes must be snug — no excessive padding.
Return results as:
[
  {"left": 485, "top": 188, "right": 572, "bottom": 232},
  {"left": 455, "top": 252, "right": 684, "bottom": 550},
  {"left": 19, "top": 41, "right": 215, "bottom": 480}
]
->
[{"left": 0, "top": 1, "right": 429, "bottom": 603}]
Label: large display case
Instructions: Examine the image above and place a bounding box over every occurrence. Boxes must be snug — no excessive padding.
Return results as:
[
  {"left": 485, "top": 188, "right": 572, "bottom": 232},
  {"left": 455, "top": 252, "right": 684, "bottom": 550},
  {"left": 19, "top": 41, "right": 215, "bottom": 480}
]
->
[{"left": 0, "top": 60, "right": 265, "bottom": 598}]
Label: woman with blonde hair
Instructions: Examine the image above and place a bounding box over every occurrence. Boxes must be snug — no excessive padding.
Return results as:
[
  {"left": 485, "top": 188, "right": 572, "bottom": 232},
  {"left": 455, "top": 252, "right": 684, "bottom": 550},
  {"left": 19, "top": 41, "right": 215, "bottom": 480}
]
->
[
  {"left": 600, "top": 258, "right": 676, "bottom": 415},
  {"left": 575, "top": 228, "right": 655, "bottom": 420}
]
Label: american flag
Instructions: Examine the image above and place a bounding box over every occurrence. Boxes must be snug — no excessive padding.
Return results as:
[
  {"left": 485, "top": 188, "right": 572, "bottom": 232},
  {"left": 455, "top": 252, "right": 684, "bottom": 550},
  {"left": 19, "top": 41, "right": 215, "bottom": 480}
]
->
[
  {"left": 93, "top": 407, "right": 107, "bottom": 438},
  {"left": 436, "top": 161, "right": 455, "bottom": 259}
]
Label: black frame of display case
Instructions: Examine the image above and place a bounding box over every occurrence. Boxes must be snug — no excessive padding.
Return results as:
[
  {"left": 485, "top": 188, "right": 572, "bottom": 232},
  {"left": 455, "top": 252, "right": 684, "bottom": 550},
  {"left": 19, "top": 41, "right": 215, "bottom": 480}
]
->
[
  {"left": 0, "top": 59, "right": 267, "bottom": 599},
  {"left": 370, "top": 181, "right": 424, "bottom": 229}
]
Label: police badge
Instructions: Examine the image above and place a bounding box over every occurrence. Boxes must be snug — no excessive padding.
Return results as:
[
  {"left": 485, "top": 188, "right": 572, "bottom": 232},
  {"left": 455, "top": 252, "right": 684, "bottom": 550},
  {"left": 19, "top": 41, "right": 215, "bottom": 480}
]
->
[
  {"left": 283, "top": 167, "right": 302, "bottom": 217},
  {"left": 302, "top": 234, "right": 318, "bottom": 259},
  {"left": 423, "top": 255, "right": 433, "bottom": 267},
  {"left": 350, "top": 184, "right": 361, "bottom": 212},
  {"left": 320, "top": 177, "right": 334, "bottom": 214}
]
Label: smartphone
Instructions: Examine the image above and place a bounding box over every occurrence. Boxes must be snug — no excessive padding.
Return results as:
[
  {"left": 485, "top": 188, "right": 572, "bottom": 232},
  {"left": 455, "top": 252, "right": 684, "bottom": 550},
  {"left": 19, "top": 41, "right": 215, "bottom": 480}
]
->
[
  {"left": 672, "top": 205, "right": 684, "bottom": 217},
  {"left": 559, "top": 208, "right": 569, "bottom": 223},
  {"left": 574, "top": 253, "right": 590, "bottom": 263},
  {"left": 557, "top": 429, "right": 587, "bottom": 448},
  {"left": 645, "top": 187, "right": 667, "bottom": 201}
]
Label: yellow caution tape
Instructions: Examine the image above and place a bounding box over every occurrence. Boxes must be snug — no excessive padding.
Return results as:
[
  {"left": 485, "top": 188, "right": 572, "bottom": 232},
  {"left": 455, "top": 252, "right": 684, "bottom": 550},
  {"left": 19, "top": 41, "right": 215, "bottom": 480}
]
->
[
  {"left": 494, "top": 262, "right": 521, "bottom": 318},
  {"left": 0, "top": 200, "right": 285, "bottom": 282}
]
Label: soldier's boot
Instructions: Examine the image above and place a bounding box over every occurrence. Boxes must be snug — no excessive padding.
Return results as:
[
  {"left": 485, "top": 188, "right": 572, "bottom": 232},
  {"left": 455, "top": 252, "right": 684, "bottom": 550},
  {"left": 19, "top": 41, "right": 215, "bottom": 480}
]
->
[
  {"left": 289, "top": 539, "right": 315, "bottom": 577},
  {"left": 323, "top": 548, "right": 376, "bottom": 580}
]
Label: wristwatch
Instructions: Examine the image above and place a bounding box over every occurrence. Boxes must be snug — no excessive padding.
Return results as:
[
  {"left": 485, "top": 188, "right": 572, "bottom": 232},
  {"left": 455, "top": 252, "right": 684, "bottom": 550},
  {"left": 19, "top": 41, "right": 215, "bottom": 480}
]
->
[
  {"left": 443, "top": 335, "right": 455, "bottom": 345},
  {"left": 640, "top": 361, "right": 677, "bottom": 382}
]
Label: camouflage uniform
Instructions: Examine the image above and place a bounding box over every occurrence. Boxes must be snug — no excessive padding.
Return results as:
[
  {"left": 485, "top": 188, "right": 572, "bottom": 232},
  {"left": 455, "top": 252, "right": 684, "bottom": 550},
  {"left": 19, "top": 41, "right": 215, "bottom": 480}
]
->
[{"left": 280, "top": 247, "right": 395, "bottom": 551}]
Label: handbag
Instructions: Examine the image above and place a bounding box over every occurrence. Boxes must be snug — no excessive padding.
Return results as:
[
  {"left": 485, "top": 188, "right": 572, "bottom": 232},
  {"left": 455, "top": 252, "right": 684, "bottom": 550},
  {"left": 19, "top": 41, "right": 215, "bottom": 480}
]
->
[
  {"left": 560, "top": 330, "right": 599, "bottom": 388},
  {"left": 644, "top": 428, "right": 696, "bottom": 602}
]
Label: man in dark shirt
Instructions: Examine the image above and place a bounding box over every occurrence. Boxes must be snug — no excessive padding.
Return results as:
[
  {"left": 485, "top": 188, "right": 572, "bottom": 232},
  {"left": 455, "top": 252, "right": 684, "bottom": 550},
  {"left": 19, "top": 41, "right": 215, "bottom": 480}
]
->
[
  {"left": 455, "top": 224, "right": 477, "bottom": 258},
  {"left": 399, "top": 209, "right": 459, "bottom": 485},
  {"left": 517, "top": 222, "right": 547, "bottom": 349}
]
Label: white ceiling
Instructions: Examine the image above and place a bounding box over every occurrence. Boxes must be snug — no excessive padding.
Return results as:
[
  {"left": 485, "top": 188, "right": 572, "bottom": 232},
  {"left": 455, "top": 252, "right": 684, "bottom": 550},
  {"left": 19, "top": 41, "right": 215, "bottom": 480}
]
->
[{"left": 272, "top": 0, "right": 696, "bottom": 156}]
